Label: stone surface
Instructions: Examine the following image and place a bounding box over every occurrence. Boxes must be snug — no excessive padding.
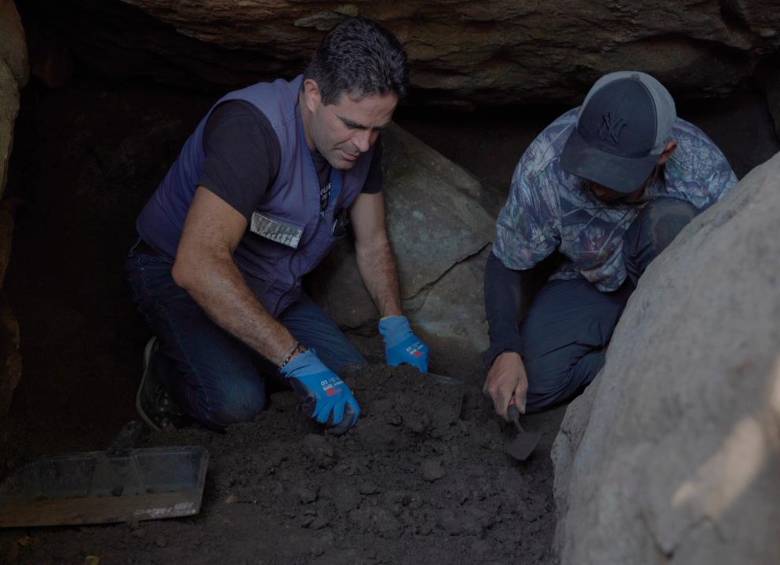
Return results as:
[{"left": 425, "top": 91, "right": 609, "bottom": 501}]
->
[
  {"left": 310, "top": 123, "right": 494, "bottom": 359},
  {"left": 121, "top": 0, "right": 780, "bottom": 104},
  {"left": 552, "top": 152, "right": 780, "bottom": 564},
  {"left": 16, "top": 0, "right": 780, "bottom": 106},
  {"left": 407, "top": 247, "right": 491, "bottom": 364},
  {"left": 0, "top": 0, "right": 28, "bottom": 86},
  {"left": 0, "top": 0, "right": 27, "bottom": 418}
]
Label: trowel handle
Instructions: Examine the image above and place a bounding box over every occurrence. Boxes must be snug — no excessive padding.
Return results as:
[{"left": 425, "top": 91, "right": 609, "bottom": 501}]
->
[{"left": 507, "top": 404, "right": 524, "bottom": 432}]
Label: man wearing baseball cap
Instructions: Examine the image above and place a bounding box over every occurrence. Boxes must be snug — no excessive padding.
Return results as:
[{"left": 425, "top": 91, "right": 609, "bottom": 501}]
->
[{"left": 483, "top": 71, "right": 737, "bottom": 419}]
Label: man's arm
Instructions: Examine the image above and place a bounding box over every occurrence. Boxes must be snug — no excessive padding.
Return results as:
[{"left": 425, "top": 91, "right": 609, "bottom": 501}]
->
[
  {"left": 350, "top": 191, "right": 402, "bottom": 317},
  {"left": 175, "top": 101, "right": 294, "bottom": 364},
  {"left": 484, "top": 145, "right": 562, "bottom": 416},
  {"left": 483, "top": 251, "right": 560, "bottom": 417},
  {"left": 351, "top": 190, "right": 430, "bottom": 373},
  {"left": 483, "top": 251, "right": 531, "bottom": 417},
  {"left": 484, "top": 251, "right": 533, "bottom": 367},
  {"left": 172, "top": 186, "right": 297, "bottom": 365}
]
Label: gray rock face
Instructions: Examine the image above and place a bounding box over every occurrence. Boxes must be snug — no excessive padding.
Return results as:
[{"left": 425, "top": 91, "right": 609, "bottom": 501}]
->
[
  {"left": 552, "top": 153, "right": 780, "bottom": 564},
  {"left": 21, "top": 0, "right": 780, "bottom": 106},
  {"left": 0, "top": 0, "right": 27, "bottom": 418},
  {"left": 310, "top": 124, "right": 494, "bottom": 361}
]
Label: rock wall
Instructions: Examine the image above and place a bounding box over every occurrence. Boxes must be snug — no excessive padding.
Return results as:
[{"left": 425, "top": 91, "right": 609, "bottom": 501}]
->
[
  {"left": 0, "top": 0, "right": 28, "bottom": 417},
  {"left": 17, "top": 0, "right": 780, "bottom": 106},
  {"left": 552, "top": 153, "right": 780, "bottom": 564}
]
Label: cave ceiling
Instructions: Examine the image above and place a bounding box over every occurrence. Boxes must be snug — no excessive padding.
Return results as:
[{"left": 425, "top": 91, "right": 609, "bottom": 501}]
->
[{"left": 19, "top": 0, "right": 780, "bottom": 106}]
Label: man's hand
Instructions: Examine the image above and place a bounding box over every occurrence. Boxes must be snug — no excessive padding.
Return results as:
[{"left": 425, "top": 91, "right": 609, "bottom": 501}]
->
[
  {"left": 483, "top": 351, "right": 528, "bottom": 419},
  {"left": 281, "top": 349, "right": 360, "bottom": 433},
  {"left": 378, "top": 315, "right": 430, "bottom": 373}
]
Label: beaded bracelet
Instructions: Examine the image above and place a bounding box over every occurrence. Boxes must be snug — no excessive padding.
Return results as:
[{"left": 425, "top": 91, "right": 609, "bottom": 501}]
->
[{"left": 279, "top": 341, "right": 306, "bottom": 369}]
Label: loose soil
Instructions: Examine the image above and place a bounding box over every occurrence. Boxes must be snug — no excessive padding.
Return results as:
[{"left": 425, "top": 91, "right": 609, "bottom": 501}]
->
[{"left": 1, "top": 366, "right": 563, "bottom": 564}]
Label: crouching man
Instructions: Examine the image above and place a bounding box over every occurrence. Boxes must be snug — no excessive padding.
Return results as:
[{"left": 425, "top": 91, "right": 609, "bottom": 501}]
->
[
  {"left": 127, "top": 17, "right": 429, "bottom": 433},
  {"left": 483, "top": 71, "right": 737, "bottom": 418}
]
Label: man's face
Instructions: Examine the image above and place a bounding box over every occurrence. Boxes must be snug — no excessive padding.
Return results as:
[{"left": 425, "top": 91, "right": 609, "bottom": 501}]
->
[
  {"left": 585, "top": 181, "right": 645, "bottom": 204},
  {"left": 584, "top": 164, "right": 662, "bottom": 204},
  {"left": 582, "top": 141, "right": 677, "bottom": 204},
  {"left": 303, "top": 81, "right": 398, "bottom": 170}
]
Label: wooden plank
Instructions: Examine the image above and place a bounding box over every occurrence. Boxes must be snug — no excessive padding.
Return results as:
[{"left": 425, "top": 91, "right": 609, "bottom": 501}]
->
[{"left": 0, "top": 489, "right": 203, "bottom": 527}]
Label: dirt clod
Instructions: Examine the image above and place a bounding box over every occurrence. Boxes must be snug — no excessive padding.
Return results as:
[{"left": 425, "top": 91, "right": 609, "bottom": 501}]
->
[{"left": 421, "top": 457, "right": 446, "bottom": 482}]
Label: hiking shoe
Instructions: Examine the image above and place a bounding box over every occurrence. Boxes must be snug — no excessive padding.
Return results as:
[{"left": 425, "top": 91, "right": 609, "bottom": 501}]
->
[{"left": 135, "top": 337, "right": 187, "bottom": 432}]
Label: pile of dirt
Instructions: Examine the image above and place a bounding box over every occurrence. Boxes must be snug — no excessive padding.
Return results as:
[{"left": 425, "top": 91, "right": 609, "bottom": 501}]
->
[{"left": 1, "top": 365, "right": 558, "bottom": 564}]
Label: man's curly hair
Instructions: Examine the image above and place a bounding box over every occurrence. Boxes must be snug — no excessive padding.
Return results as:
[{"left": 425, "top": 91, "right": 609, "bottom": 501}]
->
[{"left": 304, "top": 17, "right": 409, "bottom": 105}]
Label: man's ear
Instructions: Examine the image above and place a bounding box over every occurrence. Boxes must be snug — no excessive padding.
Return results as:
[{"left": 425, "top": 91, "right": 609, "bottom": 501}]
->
[
  {"left": 302, "top": 79, "right": 322, "bottom": 113},
  {"left": 657, "top": 140, "right": 678, "bottom": 165}
]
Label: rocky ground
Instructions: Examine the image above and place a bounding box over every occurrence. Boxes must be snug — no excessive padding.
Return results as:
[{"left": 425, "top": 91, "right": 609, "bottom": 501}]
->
[{"left": 0, "top": 75, "right": 776, "bottom": 564}]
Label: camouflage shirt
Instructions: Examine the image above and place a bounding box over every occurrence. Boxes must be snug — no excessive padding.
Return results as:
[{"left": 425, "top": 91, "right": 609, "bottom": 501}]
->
[{"left": 493, "top": 108, "right": 737, "bottom": 291}]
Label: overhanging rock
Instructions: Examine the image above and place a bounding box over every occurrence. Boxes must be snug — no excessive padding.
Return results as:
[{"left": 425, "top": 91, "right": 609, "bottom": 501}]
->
[
  {"left": 551, "top": 152, "right": 780, "bottom": 564},
  {"left": 20, "top": 0, "right": 780, "bottom": 106}
]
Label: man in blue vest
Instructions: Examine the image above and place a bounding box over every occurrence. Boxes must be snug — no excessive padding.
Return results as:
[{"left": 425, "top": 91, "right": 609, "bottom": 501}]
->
[
  {"left": 483, "top": 71, "right": 737, "bottom": 420},
  {"left": 127, "top": 17, "right": 429, "bottom": 434}
]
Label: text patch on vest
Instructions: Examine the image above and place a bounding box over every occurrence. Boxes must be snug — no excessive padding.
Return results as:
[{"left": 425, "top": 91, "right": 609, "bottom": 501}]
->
[{"left": 250, "top": 212, "right": 304, "bottom": 249}]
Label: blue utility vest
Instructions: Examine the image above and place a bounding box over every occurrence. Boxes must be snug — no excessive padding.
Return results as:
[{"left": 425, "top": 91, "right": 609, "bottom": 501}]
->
[{"left": 136, "top": 75, "right": 374, "bottom": 316}]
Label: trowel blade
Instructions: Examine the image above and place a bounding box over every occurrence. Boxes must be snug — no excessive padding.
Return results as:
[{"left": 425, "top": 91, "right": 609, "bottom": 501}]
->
[{"left": 506, "top": 431, "right": 541, "bottom": 461}]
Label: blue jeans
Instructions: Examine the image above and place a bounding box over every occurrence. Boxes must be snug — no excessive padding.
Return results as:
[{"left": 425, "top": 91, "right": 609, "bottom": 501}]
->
[
  {"left": 522, "top": 198, "right": 698, "bottom": 412},
  {"left": 125, "top": 245, "right": 366, "bottom": 429}
]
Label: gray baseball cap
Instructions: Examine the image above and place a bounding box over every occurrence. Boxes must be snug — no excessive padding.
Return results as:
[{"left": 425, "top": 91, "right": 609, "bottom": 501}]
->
[{"left": 560, "top": 71, "right": 676, "bottom": 193}]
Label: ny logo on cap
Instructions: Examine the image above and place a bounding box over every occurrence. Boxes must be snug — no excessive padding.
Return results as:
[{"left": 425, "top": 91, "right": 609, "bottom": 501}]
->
[{"left": 598, "top": 112, "right": 627, "bottom": 146}]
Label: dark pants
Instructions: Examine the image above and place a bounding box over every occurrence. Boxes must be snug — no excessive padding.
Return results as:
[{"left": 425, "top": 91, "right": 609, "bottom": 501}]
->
[
  {"left": 522, "top": 198, "right": 698, "bottom": 412},
  {"left": 125, "top": 247, "right": 366, "bottom": 429}
]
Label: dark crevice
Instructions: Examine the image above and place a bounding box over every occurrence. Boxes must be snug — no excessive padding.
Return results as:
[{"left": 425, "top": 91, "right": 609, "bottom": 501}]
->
[{"left": 718, "top": 0, "right": 751, "bottom": 35}]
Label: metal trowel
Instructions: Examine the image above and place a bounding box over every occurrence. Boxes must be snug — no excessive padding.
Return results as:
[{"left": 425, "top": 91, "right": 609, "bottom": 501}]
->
[{"left": 505, "top": 403, "right": 541, "bottom": 461}]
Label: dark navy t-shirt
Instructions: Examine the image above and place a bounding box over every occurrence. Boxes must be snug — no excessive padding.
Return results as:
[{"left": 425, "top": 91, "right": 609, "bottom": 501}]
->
[{"left": 198, "top": 100, "right": 383, "bottom": 221}]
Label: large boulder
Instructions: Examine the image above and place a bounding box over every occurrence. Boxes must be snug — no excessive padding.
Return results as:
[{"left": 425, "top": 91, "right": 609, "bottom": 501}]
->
[
  {"left": 0, "top": 0, "right": 28, "bottom": 417},
  {"left": 17, "top": 0, "right": 780, "bottom": 106},
  {"left": 552, "top": 153, "right": 780, "bottom": 564},
  {"left": 310, "top": 124, "right": 495, "bottom": 368}
]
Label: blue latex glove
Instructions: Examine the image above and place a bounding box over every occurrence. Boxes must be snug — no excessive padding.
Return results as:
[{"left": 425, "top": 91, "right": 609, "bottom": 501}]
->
[
  {"left": 281, "top": 349, "right": 360, "bottom": 433},
  {"left": 378, "top": 315, "right": 429, "bottom": 373}
]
